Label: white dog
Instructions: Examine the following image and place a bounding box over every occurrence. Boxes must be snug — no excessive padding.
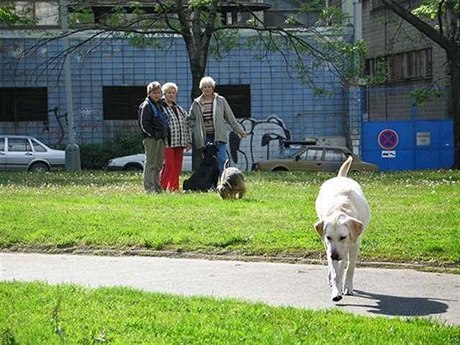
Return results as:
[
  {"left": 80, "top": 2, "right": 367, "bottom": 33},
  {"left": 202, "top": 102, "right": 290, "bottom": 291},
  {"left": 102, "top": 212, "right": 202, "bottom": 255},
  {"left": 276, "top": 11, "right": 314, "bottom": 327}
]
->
[{"left": 314, "top": 156, "right": 370, "bottom": 302}]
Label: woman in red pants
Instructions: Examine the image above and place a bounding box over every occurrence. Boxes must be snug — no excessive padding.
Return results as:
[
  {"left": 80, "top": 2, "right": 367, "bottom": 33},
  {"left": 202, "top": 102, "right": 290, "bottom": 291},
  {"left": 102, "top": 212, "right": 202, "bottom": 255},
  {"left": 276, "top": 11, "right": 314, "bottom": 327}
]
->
[{"left": 160, "top": 82, "right": 191, "bottom": 191}]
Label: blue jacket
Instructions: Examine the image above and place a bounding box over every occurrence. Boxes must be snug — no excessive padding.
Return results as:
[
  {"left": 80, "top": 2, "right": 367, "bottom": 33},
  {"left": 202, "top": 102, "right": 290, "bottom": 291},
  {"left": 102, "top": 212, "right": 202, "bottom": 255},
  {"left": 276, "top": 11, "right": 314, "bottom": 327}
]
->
[{"left": 138, "top": 97, "right": 170, "bottom": 141}]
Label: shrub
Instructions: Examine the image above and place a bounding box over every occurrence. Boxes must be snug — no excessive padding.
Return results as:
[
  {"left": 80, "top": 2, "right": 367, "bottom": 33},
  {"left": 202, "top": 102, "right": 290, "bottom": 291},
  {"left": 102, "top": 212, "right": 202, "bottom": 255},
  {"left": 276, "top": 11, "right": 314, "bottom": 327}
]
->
[{"left": 79, "top": 132, "right": 144, "bottom": 170}]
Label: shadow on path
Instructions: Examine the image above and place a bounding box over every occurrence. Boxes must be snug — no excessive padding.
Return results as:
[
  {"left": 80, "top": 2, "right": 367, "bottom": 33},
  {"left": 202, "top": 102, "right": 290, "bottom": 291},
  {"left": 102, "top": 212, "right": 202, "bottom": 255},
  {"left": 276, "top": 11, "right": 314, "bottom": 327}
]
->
[{"left": 339, "top": 290, "right": 451, "bottom": 317}]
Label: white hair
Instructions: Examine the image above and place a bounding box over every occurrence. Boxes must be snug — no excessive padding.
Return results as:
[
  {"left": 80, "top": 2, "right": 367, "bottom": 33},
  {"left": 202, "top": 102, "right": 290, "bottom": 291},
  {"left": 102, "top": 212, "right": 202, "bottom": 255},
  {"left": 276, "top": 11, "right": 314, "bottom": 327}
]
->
[
  {"left": 162, "top": 82, "right": 178, "bottom": 93},
  {"left": 199, "top": 76, "right": 216, "bottom": 89}
]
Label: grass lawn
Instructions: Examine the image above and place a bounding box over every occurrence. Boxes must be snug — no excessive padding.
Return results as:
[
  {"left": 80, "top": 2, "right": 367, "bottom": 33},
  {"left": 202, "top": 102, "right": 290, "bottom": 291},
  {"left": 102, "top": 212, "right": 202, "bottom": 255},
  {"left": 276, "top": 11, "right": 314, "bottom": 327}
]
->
[
  {"left": 0, "top": 170, "right": 458, "bottom": 269},
  {"left": 1, "top": 281, "right": 459, "bottom": 344},
  {"left": 1, "top": 170, "right": 459, "bottom": 343}
]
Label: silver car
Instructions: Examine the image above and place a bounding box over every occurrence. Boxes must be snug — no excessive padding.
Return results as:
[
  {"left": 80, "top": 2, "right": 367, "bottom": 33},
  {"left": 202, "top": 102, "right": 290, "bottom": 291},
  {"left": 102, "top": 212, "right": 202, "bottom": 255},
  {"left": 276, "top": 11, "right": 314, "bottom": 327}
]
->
[
  {"left": 105, "top": 151, "right": 192, "bottom": 172},
  {"left": 0, "top": 135, "right": 66, "bottom": 172}
]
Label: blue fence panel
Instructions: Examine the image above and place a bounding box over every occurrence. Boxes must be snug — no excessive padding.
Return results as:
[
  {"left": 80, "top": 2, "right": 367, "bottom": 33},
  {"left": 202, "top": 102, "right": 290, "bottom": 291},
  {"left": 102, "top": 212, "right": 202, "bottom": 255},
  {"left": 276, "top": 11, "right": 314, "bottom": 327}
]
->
[
  {"left": 362, "top": 120, "right": 453, "bottom": 171},
  {"left": 414, "top": 120, "right": 454, "bottom": 169}
]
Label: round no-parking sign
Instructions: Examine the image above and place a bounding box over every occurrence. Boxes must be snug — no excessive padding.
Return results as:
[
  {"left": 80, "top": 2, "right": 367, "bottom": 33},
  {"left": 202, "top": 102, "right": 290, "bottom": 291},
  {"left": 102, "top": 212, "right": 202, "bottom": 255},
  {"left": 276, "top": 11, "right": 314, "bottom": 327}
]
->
[{"left": 378, "top": 129, "right": 399, "bottom": 150}]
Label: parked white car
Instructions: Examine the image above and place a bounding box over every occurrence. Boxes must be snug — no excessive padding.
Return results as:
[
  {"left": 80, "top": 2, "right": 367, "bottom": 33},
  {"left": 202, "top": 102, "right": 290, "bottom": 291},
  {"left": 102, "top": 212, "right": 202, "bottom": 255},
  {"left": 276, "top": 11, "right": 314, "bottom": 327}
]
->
[
  {"left": 0, "top": 135, "right": 65, "bottom": 172},
  {"left": 105, "top": 151, "right": 192, "bottom": 172}
]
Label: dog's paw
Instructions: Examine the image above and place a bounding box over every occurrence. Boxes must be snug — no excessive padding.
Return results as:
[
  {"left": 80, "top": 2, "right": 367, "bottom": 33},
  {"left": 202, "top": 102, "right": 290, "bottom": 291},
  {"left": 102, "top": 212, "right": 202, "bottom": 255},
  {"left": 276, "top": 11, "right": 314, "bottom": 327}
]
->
[
  {"left": 331, "top": 286, "right": 342, "bottom": 302},
  {"left": 332, "top": 294, "right": 343, "bottom": 302}
]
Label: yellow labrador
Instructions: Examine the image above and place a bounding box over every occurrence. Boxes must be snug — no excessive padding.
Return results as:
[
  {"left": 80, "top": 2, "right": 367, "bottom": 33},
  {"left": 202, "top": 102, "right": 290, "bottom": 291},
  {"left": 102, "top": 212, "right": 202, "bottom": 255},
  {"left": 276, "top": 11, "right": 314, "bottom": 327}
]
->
[{"left": 314, "top": 156, "right": 370, "bottom": 302}]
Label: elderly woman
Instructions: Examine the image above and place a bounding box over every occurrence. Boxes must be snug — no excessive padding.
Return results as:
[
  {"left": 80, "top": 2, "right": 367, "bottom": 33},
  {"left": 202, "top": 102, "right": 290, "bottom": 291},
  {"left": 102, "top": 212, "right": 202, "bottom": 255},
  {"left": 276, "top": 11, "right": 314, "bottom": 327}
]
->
[
  {"left": 160, "top": 82, "right": 191, "bottom": 192},
  {"left": 138, "top": 81, "right": 170, "bottom": 194},
  {"left": 188, "top": 76, "right": 246, "bottom": 173}
]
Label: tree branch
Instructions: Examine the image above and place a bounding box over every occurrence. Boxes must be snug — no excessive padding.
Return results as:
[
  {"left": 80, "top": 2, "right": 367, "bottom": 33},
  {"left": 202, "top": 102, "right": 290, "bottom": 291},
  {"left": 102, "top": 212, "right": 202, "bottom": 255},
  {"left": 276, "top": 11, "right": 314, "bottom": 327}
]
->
[{"left": 380, "top": 0, "right": 451, "bottom": 51}]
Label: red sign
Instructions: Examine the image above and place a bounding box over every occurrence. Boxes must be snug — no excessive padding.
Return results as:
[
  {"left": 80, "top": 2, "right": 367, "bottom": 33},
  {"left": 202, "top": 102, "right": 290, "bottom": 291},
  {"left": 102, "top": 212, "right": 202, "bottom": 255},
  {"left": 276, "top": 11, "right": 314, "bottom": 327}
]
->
[{"left": 378, "top": 129, "right": 399, "bottom": 150}]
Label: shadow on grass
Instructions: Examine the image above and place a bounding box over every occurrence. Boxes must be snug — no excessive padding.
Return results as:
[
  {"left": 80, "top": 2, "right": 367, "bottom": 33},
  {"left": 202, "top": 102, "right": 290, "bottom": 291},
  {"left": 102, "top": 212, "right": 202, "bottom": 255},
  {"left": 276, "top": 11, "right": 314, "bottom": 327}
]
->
[{"left": 340, "top": 289, "right": 451, "bottom": 318}]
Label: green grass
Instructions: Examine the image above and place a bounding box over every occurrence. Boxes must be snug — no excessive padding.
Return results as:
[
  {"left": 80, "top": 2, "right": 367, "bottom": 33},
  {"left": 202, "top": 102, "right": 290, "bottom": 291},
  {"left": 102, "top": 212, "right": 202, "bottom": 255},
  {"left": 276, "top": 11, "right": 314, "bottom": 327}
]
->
[
  {"left": 1, "top": 281, "right": 458, "bottom": 344},
  {"left": 0, "top": 170, "right": 459, "bottom": 268},
  {"left": 1, "top": 170, "right": 459, "bottom": 343}
]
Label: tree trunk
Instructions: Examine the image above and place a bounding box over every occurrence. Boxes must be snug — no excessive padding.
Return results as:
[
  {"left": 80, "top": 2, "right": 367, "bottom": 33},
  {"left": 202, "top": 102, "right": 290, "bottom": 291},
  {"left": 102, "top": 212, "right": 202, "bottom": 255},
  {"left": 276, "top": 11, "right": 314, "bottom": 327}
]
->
[
  {"left": 449, "top": 45, "right": 460, "bottom": 168},
  {"left": 181, "top": 32, "right": 208, "bottom": 100}
]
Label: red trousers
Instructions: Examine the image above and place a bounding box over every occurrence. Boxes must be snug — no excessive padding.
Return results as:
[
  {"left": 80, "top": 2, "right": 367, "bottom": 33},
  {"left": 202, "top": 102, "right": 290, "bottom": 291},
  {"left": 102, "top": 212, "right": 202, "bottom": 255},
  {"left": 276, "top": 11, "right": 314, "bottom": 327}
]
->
[{"left": 161, "top": 147, "right": 185, "bottom": 191}]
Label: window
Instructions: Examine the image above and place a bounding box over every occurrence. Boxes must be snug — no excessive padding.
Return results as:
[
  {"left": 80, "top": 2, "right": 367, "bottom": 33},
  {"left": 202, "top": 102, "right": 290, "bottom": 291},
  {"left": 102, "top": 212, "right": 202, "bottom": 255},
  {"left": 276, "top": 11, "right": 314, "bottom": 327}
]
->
[
  {"left": 103, "top": 86, "right": 145, "bottom": 120},
  {"left": 263, "top": 0, "right": 320, "bottom": 27},
  {"left": 303, "top": 148, "right": 323, "bottom": 161},
  {"left": 365, "top": 48, "right": 432, "bottom": 84},
  {"left": 324, "top": 149, "right": 346, "bottom": 162},
  {"left": 3, "top": 1, "right": 59, "bottom": 28},
  {"left": 8, "top": 138, "right": 31, "bottom": 152},
  {"left": 32, "top": 139, "right": 46, "bottom": 152},
  {"left": 0, "top": 87, "right": 48, "bottom": 122},
  {"left": 214, "top": 84, "right": 251, "bottom": 118}
]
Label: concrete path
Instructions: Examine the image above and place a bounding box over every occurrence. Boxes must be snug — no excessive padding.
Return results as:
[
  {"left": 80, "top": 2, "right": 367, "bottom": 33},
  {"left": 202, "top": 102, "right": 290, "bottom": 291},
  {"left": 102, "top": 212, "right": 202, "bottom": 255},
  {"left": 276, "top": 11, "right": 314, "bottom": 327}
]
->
[{"left": 1, "top": 252, "right": 459, "bottom": 325}]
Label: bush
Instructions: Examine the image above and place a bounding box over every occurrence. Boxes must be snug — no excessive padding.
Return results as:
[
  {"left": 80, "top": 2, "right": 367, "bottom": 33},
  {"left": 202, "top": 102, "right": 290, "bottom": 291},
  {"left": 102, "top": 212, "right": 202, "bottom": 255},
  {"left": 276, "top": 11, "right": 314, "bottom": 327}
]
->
[{"left": 79, "top": 132, "right": 144, "bottom": 170}]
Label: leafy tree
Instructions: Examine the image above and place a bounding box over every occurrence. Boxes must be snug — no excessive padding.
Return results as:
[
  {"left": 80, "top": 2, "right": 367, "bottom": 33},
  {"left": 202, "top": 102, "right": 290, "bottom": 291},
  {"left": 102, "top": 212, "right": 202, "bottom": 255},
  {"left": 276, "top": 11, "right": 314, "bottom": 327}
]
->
[
  {"left": 379, "top": 0, "right": 460, "bottom": 168},
  {"left": 27, "top": 0, "right": 364, "bottom": 99}
]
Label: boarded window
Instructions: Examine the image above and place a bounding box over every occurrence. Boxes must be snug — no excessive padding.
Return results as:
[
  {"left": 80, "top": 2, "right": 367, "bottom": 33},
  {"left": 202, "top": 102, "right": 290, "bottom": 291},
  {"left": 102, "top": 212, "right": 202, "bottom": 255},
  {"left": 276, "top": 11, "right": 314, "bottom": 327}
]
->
[
  {"left": 0, "top": 87, "right": 48, "bottom": 122},
  {"left": 103, "top": 86, "right": 145, "bottom": 120},
  {"left": 366, "top": 48, "right": 432, "bottom": 84}
]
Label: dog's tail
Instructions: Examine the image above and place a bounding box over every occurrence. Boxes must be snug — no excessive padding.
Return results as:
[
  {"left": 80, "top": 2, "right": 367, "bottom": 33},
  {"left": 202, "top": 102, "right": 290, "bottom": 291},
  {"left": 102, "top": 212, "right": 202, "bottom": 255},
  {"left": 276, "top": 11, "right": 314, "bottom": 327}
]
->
[
  {"left": 337, "top": 155, "right": 353, "bottom": 177},
  {"left": 224, "top": 159, "right": 230, "bottom": 169}
]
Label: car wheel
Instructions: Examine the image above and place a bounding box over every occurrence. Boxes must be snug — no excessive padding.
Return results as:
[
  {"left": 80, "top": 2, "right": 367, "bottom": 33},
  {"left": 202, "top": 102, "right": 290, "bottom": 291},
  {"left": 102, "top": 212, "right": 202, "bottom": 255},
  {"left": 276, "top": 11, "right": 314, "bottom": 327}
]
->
[
  {"left": 124, "top": 164, "right": 143, "bottom": 171},
  {"left": 29, "top": 162, "right": 50, "bottom": 172}
]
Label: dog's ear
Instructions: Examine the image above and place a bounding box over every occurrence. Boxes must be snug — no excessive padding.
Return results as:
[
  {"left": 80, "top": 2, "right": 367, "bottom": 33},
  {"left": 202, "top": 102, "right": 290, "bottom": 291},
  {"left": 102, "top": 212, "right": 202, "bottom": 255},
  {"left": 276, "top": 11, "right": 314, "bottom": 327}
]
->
[
  {"left": 345, "top": 217, "right": 363, "bottom": 242},
  {"left": 314, "top": 220, "right": 324, "bottom": 237}
]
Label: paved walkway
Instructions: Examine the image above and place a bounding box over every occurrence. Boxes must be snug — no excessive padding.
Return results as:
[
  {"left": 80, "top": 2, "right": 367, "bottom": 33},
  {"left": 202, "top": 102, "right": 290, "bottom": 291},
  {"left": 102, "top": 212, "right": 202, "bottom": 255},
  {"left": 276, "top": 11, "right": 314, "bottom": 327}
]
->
[{"left": 1, "top": 253, "right": 459, "bottom": 325}]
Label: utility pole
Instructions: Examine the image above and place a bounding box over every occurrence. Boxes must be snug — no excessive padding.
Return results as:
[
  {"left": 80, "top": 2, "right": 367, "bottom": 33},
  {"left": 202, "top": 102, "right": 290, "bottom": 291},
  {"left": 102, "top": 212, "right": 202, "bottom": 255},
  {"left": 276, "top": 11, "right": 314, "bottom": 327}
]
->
[{"left": 60, "top": 0, "right": 81, "bottom": 171}]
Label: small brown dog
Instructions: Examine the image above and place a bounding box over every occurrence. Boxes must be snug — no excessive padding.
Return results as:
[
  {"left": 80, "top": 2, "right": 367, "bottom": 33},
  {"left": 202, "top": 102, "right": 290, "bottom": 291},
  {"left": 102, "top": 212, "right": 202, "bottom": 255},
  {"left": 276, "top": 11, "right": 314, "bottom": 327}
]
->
[{"left": 217, "top": 160, "right": 246, "bottom": 199}]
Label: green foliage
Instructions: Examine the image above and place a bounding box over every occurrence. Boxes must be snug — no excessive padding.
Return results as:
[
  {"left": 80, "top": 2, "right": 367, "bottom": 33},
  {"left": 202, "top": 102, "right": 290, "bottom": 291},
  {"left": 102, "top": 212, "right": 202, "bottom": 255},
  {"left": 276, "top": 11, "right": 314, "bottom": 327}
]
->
[
  {"left": 410, "top": 87, "right": 442, "bottom": 106},
  {"left": 301, "top": 0, "right": 326, "bottom": 12},
  {"left": 127, "top": 33, "right": 164, "bottom": 50},
  {"left": 0, "top": 170, "right": 459, "bottom": 268},
  {"left": 0, "top": 5, "right": 33, "bottom": 26},
  {"left": 68, "top": 6, "right": 94, "bottom": 27},
  {"left": 0, "top": 328, "right": 18, "bottom": 345},
  {"left": 78, "top": 0, "right": 367, "bottom": 91},
  {"left": 78, "top": 131, "right": 143, "bottom": 169},
  {"left": 318, "top": 6, "right": 350, "bottom": 27},
  {"left": 412, "top": 0, "right": 460, "bottom": 20},
  {"left": 366, "top": 56, "right": 388, "bottom": 85},
  {"left": 0, "top": 282, "right": 458, "bottom": 344},
  {"left": 189, "top": 0, "right": 215, "bottom": 10},
  {"left": 209, "top": 30, "right": 240, "bottom": 59}
]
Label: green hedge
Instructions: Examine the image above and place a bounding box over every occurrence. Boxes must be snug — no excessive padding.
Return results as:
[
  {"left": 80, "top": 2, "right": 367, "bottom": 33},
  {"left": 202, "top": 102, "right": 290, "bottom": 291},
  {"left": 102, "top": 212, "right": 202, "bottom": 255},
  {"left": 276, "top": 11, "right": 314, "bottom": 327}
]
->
[{"left": 79, "top": 132, "right": 144, "bottom": 170}]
